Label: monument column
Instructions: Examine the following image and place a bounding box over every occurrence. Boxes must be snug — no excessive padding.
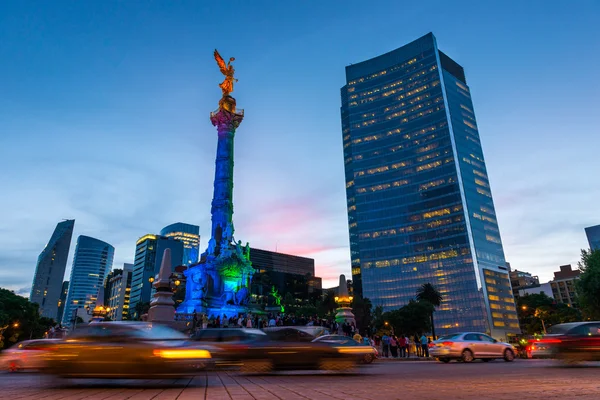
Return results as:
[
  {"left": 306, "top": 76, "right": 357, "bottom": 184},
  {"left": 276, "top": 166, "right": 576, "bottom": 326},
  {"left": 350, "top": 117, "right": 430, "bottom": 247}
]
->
[{"left": 209, "top": 106, "right": 244, "bottom": 247}]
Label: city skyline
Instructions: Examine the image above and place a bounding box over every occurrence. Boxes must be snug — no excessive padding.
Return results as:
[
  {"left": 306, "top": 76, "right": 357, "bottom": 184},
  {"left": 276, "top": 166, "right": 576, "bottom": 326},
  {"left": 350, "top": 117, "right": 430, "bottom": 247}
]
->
[{"left": 1, "top": 2, "right": 599, "bottom": 296}]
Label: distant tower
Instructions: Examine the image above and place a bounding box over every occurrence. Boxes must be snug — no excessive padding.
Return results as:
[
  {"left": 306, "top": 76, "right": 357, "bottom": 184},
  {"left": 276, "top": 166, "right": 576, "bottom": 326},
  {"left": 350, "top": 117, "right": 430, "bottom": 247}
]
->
[
  {"left": 61, "top": 236, "right": 114, "bottom": 326},
  {"left": 30, "top": 219, "right": 75, "bottom": 320}
]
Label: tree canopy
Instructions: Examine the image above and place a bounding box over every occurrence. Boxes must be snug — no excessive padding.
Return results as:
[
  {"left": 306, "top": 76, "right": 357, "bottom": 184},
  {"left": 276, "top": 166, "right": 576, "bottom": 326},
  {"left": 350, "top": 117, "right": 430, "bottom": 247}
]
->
[
  {"left": 0, "top": 288, "right": 57, "bottom": 349},
  {"left": 576, "top": 249, "right": 600, "bottom": 320}
]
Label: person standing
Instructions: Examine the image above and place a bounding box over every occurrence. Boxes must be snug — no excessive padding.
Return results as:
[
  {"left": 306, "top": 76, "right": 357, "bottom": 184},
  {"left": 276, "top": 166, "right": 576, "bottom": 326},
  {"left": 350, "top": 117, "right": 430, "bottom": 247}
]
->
[
  {"left": 390, "top": 335, "right": 398, "bottom": 358},
  {"left": 405, "top": 335, "right": 411, "bottom": 357},
  {"left": 381, "top": 333, "right": 390, "bottom": 358},
  {"left": 420, "top": 334, "right": 429, "bottom": 358},
  {"left": 398, "top": 335, "right": 407, "bottom": 358},
  {"left": 414, "top": 334, "right": 422, "bottom": 357}
]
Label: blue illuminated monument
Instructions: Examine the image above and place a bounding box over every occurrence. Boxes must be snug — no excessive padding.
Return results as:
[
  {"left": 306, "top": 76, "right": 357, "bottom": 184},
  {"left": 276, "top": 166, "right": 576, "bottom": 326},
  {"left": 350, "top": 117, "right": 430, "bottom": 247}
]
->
[{"left": 178, "top": 50, "right": 254, "bottom": 317}]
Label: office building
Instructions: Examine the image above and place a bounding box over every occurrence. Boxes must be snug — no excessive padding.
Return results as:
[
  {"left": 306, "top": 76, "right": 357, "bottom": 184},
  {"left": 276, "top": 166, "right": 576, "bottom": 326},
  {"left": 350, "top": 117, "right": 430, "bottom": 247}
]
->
[
  {"left": 340, "top": 33, "right": 519, "bottom": 338},
  {"left": 549, "top": 264, "right": 580, "bottom": 306},
  {"left": 160, "top": 222, "right": 200, "bottom": 266},
  {"left": 106, "top": 263, "right": 133, "bottom": 321},
  {"left": 30, "top": 219, "right": 75, "bottom": 320},
  {"left": 509, "top": 269, "right": 540, "bottom": 298},
  {"left": 61, "top": 236, "right": 114, "bottom": 326},
  {"left": 585, "top": 224, "right": 600, "bottom": 251},
  {"left": 248, "top": 247, "right": 321, "bottom": 302},
  {"left": 56, "top": 281, "right": 69, "bottom": 324},
  {"left": 129, "top": 234, "right": 183, "bottom": 318}
]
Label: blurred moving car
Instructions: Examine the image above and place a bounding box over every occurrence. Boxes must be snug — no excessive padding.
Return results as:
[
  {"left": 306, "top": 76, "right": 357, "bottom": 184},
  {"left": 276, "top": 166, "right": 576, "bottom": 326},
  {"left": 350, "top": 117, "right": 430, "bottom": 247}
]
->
[
  {"left": 312, "top": 334, "right": 378, "bottom": 363},
  {"left": 42, "top": 322, "right": 214, "bottom": 378},
  {"left": 0, "top": 339, "right": 61, "bottom": 372},
  {"left": 430, "top": 332, "right": 516, "bottom": 363},
  {"left": 262, "top": 325, "right": 330, "bottom": 338},
  {"left": 528, "top": 321, "right": 600, "bottom": 362},
  {"left": 192, "top": 327, "right": 374, "bottom": 372}
]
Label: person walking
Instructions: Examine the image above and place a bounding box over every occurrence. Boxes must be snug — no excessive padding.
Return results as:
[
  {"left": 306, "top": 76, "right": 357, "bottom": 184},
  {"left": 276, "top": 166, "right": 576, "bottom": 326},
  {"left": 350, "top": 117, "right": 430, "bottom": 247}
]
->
[
  {"left": 420, "top": 334, "right": 429, "bottom": 358},
  {"left": 404, "top": 335, "right": 410, "bottom": 357},
  {"left": 381, "top": 333, "right": 390, "bottom": 358}
]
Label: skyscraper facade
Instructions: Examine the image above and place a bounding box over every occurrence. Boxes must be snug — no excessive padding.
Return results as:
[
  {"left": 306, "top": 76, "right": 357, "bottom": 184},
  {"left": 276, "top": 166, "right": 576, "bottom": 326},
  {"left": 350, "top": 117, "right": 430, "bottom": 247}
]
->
[
  {"left": 340, "top": 33, "right": 519, "bottom": 338},
  {"left": 160, "top": 222, "right": 200, "bottom": 266},
  {"left": 106, "top": 263, "right": 133, "bottom": 321},
  {"left": 61, "top": 236, "right": 114, "bottom": 326},
  {"left": 128, "top": 234, "right": 183, "bottom": 319},
  {"left": 30, "top": 219, "right": 75, "bottom": 320},
  {"left": 585, "top": 224, "right": 600, "bottom": 251},
  {"left": 56, "top": 281, "right": 69, "bottom": 324}
]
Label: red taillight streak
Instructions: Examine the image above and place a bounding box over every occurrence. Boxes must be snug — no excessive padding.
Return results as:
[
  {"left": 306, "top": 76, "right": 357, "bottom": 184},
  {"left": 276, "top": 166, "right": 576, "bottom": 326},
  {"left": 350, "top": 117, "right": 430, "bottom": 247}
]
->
[
  {"left": 441, "top": 341, "right": 454, "bottom": 346},
  {"left": 536, "top": 339, "right": 562, "bottom": 344}
]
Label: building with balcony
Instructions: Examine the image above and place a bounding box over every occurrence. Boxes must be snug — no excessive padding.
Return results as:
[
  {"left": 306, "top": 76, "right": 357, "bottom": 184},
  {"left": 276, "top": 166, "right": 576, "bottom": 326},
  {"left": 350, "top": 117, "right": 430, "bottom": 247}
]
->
[
  {"left": 509, "top": 269, "right": 540, "bottom": 298},
  {"left": 550, "top": 264, "right": 580, "bottom": 306},
  {"left": 106, "top": 263, "right": 133, "bottom": 321}
]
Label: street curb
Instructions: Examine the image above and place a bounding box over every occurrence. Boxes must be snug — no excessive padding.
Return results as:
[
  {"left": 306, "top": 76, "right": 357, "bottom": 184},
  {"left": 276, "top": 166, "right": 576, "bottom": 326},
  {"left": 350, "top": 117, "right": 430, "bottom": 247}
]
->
[{"left": 376, "top": 357, "right": 436, "bottom": 362}]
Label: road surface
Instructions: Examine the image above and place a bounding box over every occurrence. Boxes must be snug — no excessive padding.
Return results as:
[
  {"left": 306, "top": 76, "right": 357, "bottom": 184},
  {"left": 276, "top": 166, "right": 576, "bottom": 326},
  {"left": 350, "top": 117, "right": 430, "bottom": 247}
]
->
[{"left": 1, "top": 359, "right": 599, "bottom": 399}]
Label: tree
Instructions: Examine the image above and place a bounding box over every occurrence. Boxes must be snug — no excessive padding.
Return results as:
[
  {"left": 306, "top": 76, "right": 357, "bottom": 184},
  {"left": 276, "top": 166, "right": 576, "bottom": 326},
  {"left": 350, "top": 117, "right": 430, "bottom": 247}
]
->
[
  {"left": 372, "top": 305, "right": 384, "bottom": 330},
  {"left": 576, "top": 249, "right": 600, "bottom": 320},
  {"left": 382, "top": 300, "right": 433, "bottom": 337},
  {"left": 0, "top": 288, "right": 57, "bottom": 349},
  {"left": 351, "top": 296, "right": 373, "bottom": 335},
  {"left": 415, "top": 283, "right": 443, "bottom": 339},
  {"left": 517, "top": 293, "right": 582, "bottom": 334}
]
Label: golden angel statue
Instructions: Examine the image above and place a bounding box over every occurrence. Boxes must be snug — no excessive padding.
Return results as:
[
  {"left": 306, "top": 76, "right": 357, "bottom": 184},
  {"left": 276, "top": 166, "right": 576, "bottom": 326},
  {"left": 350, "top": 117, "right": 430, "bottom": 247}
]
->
[{"left": 214, "top": 49, "right": 237, "bottom": 98}]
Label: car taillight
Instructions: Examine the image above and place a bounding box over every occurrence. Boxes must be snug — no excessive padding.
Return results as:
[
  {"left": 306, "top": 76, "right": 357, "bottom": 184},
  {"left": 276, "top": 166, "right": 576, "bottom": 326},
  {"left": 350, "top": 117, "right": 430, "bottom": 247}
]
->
[
  {"left": 441, "top": 341, "right": 454, "bottom": 346},
  {"left": 537, "top": 339, "right": 562, "bottom": 344}
]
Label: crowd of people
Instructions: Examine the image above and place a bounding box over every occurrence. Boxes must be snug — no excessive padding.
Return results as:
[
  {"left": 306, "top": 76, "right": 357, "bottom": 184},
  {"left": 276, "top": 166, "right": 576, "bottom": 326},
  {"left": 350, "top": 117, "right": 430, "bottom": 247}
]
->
[{"left": 375, "top": 333, "right": 431, "bottom": 358}]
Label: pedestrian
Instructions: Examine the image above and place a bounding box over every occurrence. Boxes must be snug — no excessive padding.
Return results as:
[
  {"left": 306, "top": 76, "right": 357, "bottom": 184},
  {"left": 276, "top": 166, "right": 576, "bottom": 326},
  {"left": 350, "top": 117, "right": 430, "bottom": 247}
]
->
[
  {"left": 353, "top": 331, "right": 362, "bottom": 343},
  {"left": 382, "top": 332, "right": 390, "bottom": 358},
  {"left": 414, "top": 334, "right": 422, "bottom": 357},
  {"left": 398, "top": 335, "right": 407, "bottom": 358},
  {"left": 420, "top": 334, "right": 429, "bottom": 358},
  {"left": 404, "top": 335, "right": 410, "bottom": 357},
  {"left": 390, "top": 335, "right": 398, "bottom": 358}
]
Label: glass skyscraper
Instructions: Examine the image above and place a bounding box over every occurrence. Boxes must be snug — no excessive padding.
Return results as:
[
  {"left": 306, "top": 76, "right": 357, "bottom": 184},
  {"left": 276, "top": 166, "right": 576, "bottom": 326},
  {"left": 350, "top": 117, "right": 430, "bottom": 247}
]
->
[
  {"left": 30, "top": 219, "right": 75, "bottom": 320},
  {"left": 585, "top": 224, "right": 600, "bottom": 251},
  {"left": 341, "top": 33, "right": 519, "bottom": 339},
  {"left": 61, "top": 235, "right": 114, "bottom": 326},
  {"left": 160, "top": 222, "right": 200, "bottom": 266}
]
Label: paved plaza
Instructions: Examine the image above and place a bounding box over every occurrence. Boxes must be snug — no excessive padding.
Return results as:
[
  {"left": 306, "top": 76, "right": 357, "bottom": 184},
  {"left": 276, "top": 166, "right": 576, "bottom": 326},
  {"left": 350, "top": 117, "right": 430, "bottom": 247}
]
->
[{"left": 1, "top": 360, "right": 600, "bottom": 400}]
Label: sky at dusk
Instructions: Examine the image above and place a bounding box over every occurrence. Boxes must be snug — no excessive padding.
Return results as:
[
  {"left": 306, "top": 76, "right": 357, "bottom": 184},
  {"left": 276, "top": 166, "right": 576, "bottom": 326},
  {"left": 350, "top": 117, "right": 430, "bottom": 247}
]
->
[{"left": 1, "top": 1, "right": 599, "bottom": 296}]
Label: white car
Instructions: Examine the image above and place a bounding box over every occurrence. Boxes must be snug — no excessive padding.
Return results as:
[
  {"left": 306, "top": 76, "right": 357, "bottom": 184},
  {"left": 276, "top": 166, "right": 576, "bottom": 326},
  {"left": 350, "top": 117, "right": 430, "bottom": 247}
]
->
[
  {"left": 1, "top": 339, "right": 60, "bottom": 372},
  {"left": 430, "top": 332, "right": 516, "bottom": 363}
]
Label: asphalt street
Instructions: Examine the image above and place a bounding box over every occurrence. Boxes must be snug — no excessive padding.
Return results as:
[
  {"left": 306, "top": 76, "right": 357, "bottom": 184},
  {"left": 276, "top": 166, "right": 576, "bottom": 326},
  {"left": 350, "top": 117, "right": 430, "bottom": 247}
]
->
[{"left": 1, "top": 359, "right": 599, "bottom": 400}]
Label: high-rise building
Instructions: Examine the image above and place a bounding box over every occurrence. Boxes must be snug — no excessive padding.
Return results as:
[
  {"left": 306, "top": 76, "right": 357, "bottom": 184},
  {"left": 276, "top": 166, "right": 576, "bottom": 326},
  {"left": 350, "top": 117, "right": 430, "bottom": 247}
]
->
[
  {"left": 61, "top": 236, "right": 114, "bottom": 326},
  {"left": 160, "top": 223, "right": 200, "bottom": 266},
  {"left": 585, "top": 224, "right": 600, "bottom": 251},
  {"left": 340, "top": 33, "right": 519, "bottom": 338},
  {"left": 129, "top": 234, "right": 183, "bottom": 319},
  {"left": 107, "top": 263, "right": 133, "bottom": 321},
  {"left": 56, "top": 281, "right": 69, "bottom": 324},
  {"left": 30, "top": 219, "right": 75, "bottom": 320}
]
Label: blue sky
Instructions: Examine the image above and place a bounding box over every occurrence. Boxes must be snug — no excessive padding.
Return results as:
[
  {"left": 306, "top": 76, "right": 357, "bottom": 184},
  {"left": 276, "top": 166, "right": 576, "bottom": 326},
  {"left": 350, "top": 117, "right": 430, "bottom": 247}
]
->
[{"left": 1, "top": 1, "right": 599, "bottom": 295}]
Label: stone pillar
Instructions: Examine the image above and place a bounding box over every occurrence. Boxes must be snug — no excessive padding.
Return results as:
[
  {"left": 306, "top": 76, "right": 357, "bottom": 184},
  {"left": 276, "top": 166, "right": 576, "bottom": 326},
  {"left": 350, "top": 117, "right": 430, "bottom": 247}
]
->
[
  {"left": 209, "top": 106, "right": 244, "bottom": 247},
  {"left": 148, "top": 249, "right": 175, "bottom": 322},
  {"left": 334, "top": 274, "right": 356, "bottom": 326}
]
